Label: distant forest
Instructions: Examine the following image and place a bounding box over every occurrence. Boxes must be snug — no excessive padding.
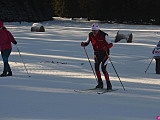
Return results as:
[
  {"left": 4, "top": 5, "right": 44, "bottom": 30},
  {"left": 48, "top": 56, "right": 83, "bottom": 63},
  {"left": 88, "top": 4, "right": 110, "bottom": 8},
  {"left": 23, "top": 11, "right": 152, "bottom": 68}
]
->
[{"left": 1, "top": 0, "right": 160, "bottom": 25}]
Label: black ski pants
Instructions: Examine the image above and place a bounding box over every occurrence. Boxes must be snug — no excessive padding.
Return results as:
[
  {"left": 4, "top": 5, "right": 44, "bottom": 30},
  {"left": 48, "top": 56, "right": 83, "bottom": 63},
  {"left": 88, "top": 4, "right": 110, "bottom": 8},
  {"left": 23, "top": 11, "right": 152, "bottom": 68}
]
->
[
  {"left": 155, "top": 59, "right": 160, "bottom": 74},
  {"left": 94, "top": 50, "right": 108, "bottom": 73}
]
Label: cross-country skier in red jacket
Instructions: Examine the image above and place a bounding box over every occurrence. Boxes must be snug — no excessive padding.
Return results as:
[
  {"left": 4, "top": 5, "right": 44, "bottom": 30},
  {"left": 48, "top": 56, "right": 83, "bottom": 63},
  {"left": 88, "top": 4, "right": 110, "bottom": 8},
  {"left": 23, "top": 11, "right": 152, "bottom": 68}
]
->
[
  {"left": 0, "top": 22, "right": 17, "bottom": 77},
  {"left": 81, "top": 23, "right": 113, "bottom": 90}
]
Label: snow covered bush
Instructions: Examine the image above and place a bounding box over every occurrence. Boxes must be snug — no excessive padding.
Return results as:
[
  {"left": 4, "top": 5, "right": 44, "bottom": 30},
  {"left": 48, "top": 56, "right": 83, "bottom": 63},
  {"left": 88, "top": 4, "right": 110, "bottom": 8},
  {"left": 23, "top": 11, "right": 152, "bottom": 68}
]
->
[
  {"left": 115, "top": 31, "right": 133, "bottom": 43},
  {"left": 31, "top": 23, "right": 45, "bottom": 32}
]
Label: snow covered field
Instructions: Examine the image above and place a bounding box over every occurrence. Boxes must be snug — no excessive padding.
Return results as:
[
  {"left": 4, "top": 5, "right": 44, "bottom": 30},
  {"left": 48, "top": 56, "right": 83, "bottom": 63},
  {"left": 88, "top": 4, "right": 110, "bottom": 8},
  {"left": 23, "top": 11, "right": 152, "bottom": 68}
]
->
[{"left": 0, "top": 20, "right": 160, "bottom": 120}]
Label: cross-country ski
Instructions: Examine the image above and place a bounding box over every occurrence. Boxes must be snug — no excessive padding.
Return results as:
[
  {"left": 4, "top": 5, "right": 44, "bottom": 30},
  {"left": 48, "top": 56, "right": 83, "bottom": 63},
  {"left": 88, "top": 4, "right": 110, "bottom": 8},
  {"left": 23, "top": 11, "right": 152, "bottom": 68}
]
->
[{"left": 74, "top": 88, "right": 118, "bottom": 94}]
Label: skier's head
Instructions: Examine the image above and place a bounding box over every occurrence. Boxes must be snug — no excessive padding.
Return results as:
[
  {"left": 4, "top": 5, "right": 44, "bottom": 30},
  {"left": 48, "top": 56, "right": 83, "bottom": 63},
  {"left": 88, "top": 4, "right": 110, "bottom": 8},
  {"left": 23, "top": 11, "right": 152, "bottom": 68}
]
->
[
  {"left": 0, "top": 22, "right": 4, "bottom": 27},
  {"left": 157, "top": 41, "right": 160, "bottom": 47},
  {"left": 91, "top": 23, "right": 99, "bottom": 36},
  {"left": 91, "top": 23, "right": 99, "bottom": 31}
]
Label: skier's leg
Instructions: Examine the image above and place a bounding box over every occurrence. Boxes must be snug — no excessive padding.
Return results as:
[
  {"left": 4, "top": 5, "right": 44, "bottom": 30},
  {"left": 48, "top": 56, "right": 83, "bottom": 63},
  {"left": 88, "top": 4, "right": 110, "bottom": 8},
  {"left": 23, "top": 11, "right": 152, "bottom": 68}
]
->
[
  {"left": 156, "top": 59, "right": 160, "bottom": 74},
  {"left": 94, "top": 53, "right": 103, "bottom": 88},
  {"left": 102, "top": 58, "right": 112, "bottom": 90},
  {"left": 0, "top": 50, "right": 12, "bottom": 77}
]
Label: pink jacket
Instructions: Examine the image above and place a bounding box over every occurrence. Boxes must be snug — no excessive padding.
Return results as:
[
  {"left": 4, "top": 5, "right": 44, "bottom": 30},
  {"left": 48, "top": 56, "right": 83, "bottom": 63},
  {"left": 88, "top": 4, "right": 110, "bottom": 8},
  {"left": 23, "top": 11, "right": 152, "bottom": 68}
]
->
[{"left": 0, "top": 27, "right": 16, "bottom": 51}]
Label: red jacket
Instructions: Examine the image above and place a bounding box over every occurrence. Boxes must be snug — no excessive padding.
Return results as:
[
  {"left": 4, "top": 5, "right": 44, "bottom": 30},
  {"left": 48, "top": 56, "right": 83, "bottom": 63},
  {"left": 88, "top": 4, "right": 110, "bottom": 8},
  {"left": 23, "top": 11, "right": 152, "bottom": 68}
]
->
[
  {"left": 0, "top": 27, "right": 16, "bottom": 50},
  {"left": 88, "top": 30, "right": 113, "bottom": 51}
]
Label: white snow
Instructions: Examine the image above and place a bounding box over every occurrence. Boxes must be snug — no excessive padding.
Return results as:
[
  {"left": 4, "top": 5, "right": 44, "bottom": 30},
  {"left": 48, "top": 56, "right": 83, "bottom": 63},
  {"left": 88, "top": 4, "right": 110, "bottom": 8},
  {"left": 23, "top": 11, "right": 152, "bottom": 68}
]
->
[{"left": 0, "top": 20, "right": 160, "bottom": 120}]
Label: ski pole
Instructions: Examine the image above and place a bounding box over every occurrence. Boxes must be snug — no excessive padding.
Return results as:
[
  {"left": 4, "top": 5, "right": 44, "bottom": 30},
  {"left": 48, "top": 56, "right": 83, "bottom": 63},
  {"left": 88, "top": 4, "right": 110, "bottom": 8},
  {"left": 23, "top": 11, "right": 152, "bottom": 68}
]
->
[
  {"left": 16, "top": 45, "right": 31, "bottom": 77},
  {"left": 83, "top": 47, "right": 98, "bottom": 83},
  {"left": 145, "top": 57, "right": 154, "bottom": 73},
  {"left": 106, "top": 52, "right": 125, "bottom": 91}
]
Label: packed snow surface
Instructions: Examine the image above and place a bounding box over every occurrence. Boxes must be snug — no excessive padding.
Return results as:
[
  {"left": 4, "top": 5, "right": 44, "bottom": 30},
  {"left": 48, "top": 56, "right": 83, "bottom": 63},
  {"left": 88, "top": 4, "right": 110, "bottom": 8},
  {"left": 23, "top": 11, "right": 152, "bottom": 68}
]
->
[{"left": 0, "top": 20, "right": 160, "bottom": 120}]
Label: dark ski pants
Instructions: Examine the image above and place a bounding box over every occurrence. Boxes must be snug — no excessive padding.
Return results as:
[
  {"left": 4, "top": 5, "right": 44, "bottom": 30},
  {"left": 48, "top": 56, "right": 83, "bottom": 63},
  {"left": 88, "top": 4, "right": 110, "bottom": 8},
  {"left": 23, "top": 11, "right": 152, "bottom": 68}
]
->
[
  {"left": 155, "top": 59, "right": 160, "bottom": 74},
  {"left": 1, "top": 49, "right": 12, "bottom": 74},
  {"left": 94, "top": 50, "right": 109, "bottom": 82}
]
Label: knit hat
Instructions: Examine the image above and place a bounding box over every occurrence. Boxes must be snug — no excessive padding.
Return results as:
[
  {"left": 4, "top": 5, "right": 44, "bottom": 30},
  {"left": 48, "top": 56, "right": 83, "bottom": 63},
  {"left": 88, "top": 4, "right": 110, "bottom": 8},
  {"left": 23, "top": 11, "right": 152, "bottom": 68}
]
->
[
  {"left": 157, "top": 41, "right": 160, "bottom": 47},
  {"left": 91, "top": 23, "right": 99, "bottom": 30},
  {"left": 0, "top": 22, "right": 4, "bottom": 27}
]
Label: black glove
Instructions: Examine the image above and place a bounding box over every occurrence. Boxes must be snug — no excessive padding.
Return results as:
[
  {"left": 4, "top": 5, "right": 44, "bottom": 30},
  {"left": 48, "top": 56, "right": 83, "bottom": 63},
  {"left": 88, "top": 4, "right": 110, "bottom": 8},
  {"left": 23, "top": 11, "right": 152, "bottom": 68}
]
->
[
  {"left": 81, "top": 42, "right": 87, "bottom": 47},
  {"left": 13, "top": 41, "right": 17, "bottom": 45}
]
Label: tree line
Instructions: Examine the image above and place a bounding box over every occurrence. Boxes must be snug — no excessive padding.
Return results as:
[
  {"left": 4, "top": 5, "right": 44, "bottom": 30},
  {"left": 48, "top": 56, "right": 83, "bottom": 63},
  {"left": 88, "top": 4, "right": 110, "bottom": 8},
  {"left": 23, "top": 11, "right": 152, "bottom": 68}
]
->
[
  {"left": 53, "top": 0, "right": 160, "bottom": 25},
  {"left": 0, "top": 0, "right": 160, "bottom": 25},
  {"left": 0, "top": 0, "right": 54, "bottom": 22}
]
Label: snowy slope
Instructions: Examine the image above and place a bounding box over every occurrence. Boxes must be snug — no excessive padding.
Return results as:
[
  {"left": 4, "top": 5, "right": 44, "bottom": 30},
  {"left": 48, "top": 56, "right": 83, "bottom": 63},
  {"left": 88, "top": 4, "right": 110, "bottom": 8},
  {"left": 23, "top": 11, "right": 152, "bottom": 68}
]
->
[{"left": 0, "top": 20, "right": 160, "bottom": 120}]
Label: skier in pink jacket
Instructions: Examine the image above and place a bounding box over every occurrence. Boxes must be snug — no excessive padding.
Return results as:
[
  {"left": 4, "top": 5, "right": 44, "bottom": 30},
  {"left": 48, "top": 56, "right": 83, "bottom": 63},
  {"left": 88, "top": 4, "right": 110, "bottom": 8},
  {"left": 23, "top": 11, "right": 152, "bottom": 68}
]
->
[{"left": 0, "top": 22, "right": 17, "bottom": 77}]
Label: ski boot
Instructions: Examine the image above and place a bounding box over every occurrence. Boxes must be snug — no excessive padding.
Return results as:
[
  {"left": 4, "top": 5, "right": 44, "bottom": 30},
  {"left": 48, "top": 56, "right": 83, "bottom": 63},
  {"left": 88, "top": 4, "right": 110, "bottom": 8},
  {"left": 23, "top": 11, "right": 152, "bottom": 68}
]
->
[
  {"left": 0, "top": 72, "right": 7, "bottom": 77},
  {"left": 7, "top": 71, "right": 12, "bottom": 76},
  {"left": 107, "top": 81, "right": 112, "bottom": 90},
  {"left": 96, "top": 79, "right": 103, "bottom": 89}
]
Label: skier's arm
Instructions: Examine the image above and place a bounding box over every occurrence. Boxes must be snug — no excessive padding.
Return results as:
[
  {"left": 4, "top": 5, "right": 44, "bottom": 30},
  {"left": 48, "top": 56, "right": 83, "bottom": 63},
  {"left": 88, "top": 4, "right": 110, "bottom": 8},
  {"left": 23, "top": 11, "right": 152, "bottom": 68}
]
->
[
  {"left": 7, "top": 31, "right": 17, "bottom": 45},
  {"left": 81, "top": 36, "right": 90, "bottom": 46},
  {"left": 152, "top": 48, "right": 155, "bottom": 54},
  {"left": 105, "top": 35, "right": 113, "bottom": 49}
]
